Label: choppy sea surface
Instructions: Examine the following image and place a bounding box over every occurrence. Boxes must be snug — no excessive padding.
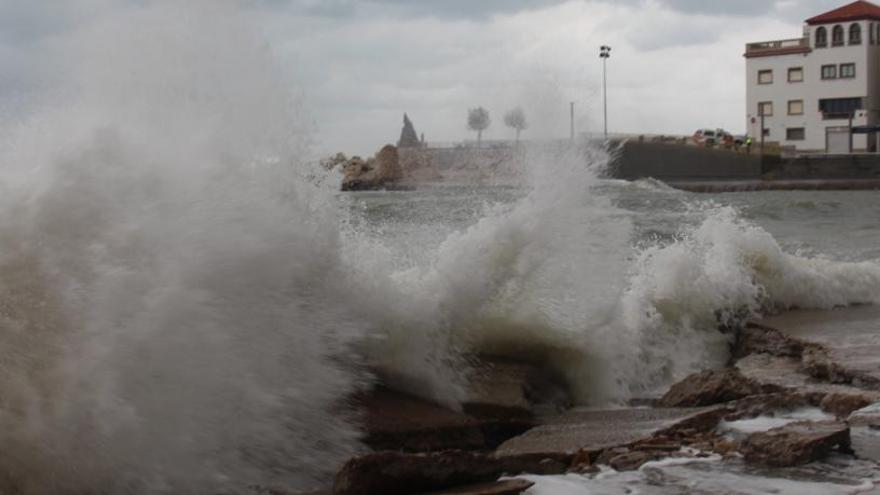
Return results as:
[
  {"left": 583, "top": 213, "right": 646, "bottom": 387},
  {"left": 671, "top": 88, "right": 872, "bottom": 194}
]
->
[{"left": 349, "top": 182, "right": 880, "bottom": 494}]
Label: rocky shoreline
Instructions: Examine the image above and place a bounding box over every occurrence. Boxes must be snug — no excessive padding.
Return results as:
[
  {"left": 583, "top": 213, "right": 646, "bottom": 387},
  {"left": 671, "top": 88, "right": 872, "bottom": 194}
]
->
[{"left": 294, "top": 314, "right": 880, "bottom": 495}]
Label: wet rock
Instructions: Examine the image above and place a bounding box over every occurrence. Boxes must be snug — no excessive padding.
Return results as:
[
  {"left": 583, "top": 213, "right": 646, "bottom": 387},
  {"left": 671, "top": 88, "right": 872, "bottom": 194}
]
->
[
  {"left": 496, "top": 407, "right": 714, "bottom": 457},
  {"left": 820, "top": 392, "right": 880, "bottom": 418},
  {"left": 761, "top": 307, "right": 880, "bottom": 389},
  {"left": 463, "top": 356, "right": 571, "bottom": 420},
  {"left": 334, "top": 451, "right": 497, "bottom": 495},
  {"left": 739, "top": 420, "right": 851, "bottom": 467},
  {"left": 320, "top": 152, "right": 348, "bottom": 171},
  {"left": 341, "top": 145, "right": 403, "bottom": 191},
  {"left": 607, "top": 450, "right": 664, "bottom": 471},
  {"left": 333, "top": 451, "right": 566, "bottom": 495},
  {"left": 733, "top": 322, "right": 807, "bottom": 359},
  {"left": 358, "top": 386, "right": 486, "bottom": 452},
  {"left": 657, "top": 368, "right": 772, "bottom": 407},
  {"left": 421, "top": 479, "right": 535, "bottom": 495},
  {"left": 723, "top": 392, "right": 816, "bottom": 421},
  {"left": 848, "top": 402, "right": 880, "bottom": 427},
  {"left": 848, "top": 403, "right": 880, "bottom": 461},
  {"left": 801, "top": 346, "right": 852, "bottom": 385}
]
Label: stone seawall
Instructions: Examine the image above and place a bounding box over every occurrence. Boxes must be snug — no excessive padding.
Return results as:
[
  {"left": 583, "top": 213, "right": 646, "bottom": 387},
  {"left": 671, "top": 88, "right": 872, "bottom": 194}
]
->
[
  {"left": 766, "top": 153, "right": 880, "bottom": 180},
  {"left": 609, "top": 141, "right": 764, "bottom": 181},
  {"left": 611, "top": 140, "right": 880, "bottom": 186}
]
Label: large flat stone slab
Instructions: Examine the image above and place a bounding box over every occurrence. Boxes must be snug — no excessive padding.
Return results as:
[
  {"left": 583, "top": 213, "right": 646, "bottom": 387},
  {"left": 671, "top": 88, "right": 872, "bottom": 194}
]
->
[
  {"left": 359, "top": 386, "right": 487, "bottom": 451},
  {"left": 494, "top": 407, "right": 712, "bottom": 457},
  {"left": 762, "top": 306, "right": 880, "bottom": 386}
]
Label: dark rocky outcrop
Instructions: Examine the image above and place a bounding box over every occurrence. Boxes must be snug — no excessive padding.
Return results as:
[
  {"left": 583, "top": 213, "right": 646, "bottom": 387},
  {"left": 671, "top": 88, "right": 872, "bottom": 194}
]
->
[
  {"left": 358, "top": 386, "right": 487, "bottom": 452},
  {"left": 657, "top": 368, "right": 773, "bottom": 407},
  {"left": 463, "top": 356, "right": 571, "bottom": 420},
  {"left": 341, "top": 145, "right": 404, "bottom": 191},
  {"left": 321, "top": 152, "right": 348, "bottom": 171},
  {"left": 820, "top": 392, "right": 878, "bottom": 418},
  {"left": 333, "top": 451, "right": 566, "bottom": 495},
  {"left": 732, "top": 322, "right": 808, "bottom": 359},
  {"left": 422, "top": 479, "right": 534, "bottom": 495},
  {"left": 398, "top": 113, "right": 421, "bottom": 148},
  {"left": 739, "top": 421, "right": 851, "bottom": 467},
  {"left": 327, "top": 317, "right": 880, "bottom": 494}
]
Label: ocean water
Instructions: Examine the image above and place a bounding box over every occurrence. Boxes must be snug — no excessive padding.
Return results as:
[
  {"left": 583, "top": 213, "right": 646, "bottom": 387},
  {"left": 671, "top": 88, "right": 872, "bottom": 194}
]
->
[{"left": 1, "top": 2, "right": 879, "bottom": 494}]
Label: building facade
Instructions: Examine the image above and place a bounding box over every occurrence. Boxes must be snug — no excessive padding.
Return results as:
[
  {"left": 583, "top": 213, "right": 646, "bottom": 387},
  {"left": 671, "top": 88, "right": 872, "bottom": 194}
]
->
[{"left": 745, "top": 1, "right": 880, "bottom": 153}]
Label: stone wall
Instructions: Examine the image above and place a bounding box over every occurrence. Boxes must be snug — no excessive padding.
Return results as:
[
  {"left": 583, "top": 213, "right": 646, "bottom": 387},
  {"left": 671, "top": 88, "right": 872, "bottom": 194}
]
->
[
  {"left": 609, "top": 141, "right": 764, "bottom": 181},
  {"left": 767, "top": 153, "right": 880, "bottom": 179}
]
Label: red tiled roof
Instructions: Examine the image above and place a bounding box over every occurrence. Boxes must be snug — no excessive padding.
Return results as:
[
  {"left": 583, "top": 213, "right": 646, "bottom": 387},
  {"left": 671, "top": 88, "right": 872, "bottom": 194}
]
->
[{"left": 806, "top": 0, "right": 880, "bottom": 25}]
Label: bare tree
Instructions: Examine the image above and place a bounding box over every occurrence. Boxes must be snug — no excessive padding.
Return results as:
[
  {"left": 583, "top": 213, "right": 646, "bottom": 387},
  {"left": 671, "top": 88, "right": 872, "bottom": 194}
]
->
[
  {"left": 467, "top": 107, "right": 491, "bottom": 147},
  {"left": 503, "top": 107, "right": 528, "bottom": 144}
]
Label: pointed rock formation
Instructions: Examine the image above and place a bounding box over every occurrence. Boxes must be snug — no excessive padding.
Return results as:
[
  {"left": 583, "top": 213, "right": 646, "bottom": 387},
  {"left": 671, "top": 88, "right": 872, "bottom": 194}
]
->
[{"left": 398, "top": 113, "right": 421, "bottom": 148}]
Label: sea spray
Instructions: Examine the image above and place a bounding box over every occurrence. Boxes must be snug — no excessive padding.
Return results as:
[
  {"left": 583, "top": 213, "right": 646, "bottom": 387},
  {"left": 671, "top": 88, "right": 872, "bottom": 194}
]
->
[
  {"left": 620, "top": 204, "right": 880, "bottom": 396},
  {"left": 0, "top": 2, "right": 366, "bottom": 493}
]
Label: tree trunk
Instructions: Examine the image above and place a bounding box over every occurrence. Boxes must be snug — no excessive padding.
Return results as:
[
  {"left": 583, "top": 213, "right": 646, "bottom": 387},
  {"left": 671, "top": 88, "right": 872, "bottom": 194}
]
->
[
  {"left": 477, "top": 130, "right": 482, "bottom": 148},
  {"left": 516, "top": 129, "right": 520, "bottom": 144}
]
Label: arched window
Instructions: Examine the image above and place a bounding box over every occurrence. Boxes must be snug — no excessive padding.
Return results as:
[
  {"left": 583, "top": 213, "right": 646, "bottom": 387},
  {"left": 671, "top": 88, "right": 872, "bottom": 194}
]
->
[
  {"left": 832, "top": 24, "right": 845, "bottom": 45},
  {"left": 850, "top": 23, "right": 862, "bottom": 44},
  {"left": 816, "top": 26, "right": 828, "bottom": 47}
]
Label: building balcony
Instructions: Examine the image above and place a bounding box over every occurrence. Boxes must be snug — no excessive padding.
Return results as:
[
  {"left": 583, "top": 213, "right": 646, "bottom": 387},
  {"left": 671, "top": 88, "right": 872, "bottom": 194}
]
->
[{"left": 745, "top": 37, "right": 811, "bottom": 58}]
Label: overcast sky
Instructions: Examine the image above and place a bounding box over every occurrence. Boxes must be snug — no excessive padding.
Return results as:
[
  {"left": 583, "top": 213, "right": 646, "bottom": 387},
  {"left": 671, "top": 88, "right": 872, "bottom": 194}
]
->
[{"left": 0, "top": 0, "right": 853, "bottom": 155}]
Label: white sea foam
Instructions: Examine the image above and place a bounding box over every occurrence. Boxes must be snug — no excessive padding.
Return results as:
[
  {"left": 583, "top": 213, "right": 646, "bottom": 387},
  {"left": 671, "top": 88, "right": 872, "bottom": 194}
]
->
[{"left": 0, "top": 2, "right": 366, "bottom": 493}]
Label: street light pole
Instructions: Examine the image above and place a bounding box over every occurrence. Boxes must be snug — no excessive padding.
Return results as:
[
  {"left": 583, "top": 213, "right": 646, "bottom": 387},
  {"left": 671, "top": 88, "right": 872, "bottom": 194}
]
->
[{"left": 600, "top": 45, "right": 611, "bottom": 139}]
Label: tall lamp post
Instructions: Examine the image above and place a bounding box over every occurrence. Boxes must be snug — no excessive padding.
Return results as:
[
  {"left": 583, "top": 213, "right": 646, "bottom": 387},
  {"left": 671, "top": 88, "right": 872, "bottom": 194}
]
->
[{"left": 600, "top": 45, "right": 611, "bottom": 139}]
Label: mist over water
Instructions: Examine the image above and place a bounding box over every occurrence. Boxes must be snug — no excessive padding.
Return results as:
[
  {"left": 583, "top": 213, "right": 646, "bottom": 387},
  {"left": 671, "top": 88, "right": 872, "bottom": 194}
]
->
[
  {"left": 1, "top": 1, "right": 880, "bottom": 494},
  {"left": 0, "top": 2, "right": 366, "bottom": 493}
]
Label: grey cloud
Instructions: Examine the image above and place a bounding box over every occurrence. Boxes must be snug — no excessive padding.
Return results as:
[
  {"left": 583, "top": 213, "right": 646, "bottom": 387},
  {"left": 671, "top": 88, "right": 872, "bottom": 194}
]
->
[
  {"left": 259, "top": 0, "right": 571, "bottom": 19},
  {"left": 661, "top": 0, "right": 774, "bottom": 16}
]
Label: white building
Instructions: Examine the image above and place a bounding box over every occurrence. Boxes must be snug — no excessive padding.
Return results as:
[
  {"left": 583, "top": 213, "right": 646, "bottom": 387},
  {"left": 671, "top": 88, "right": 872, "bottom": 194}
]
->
[{"left": 745, "top": 0, "right": 880, "bottom": 153}]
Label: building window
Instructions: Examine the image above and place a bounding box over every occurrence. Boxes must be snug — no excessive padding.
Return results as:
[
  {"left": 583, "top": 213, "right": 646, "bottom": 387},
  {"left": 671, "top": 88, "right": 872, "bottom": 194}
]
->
[
  {"left": 840, "top": 63, "right": 856, "bottom": 78},
  {"left": 758, "top": 70, "right": 773, "bottom": 84},
  {"left": 822, "top": 64, "right": 837, "bottom": 79},
  {"left": 788, "top": 100, "right": 804, "bottom": 115},
  {"left": 832, "top": 25, "right": 845, "bottom": 45},
  {"left": 816, "top": 26, "right": 828, "bottom": 47},
  {"left": 850, "top": 23, "right": 862, "bottom": 44},
  {"left": 819, "top": 97, "right": 863, "bottom": 119},
  {"left": 788, "top": 67, "right": 803, "bottom": 82},
  {"left": 786, "top": 128, "right": 806, "bottom": 141},
  {"left": 758, "top": 101, "right": 773, "bottom": 116}
]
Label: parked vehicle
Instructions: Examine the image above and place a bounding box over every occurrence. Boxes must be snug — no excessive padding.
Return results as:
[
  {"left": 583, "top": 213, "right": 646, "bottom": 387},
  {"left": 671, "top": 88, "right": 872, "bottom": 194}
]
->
[
  {"left": 693, "top": 128, "right": 717, "bottom": 145},
  {"left": 694, "top": 128, "right": 738, "bottom": 148}
]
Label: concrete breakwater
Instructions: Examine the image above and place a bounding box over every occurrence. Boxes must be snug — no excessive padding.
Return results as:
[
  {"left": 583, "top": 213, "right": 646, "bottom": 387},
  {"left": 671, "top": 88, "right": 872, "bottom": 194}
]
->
[
  {"left": 610, "top": 140, "right": 880, "bottom": 191},
  {"left": 332, "top": 140, "right": 880, "bottom": 191}
]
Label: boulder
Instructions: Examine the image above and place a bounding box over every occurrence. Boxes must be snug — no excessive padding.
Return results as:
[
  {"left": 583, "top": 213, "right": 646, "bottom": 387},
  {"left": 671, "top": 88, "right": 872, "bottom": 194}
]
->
[
  {"left": 334, "top": 451, "right": 498, "bottom": 495},
  {"left": 358, "top": 386, "right": 487, "bottom": 452},
  {"left": 341, "top": 145, "right": 403, "bottom": 191},
  {"left": 847, "top": 402, "right": 880, "bottom": 427},
  {"left": 733, "top": 322, "right": 807, "bottom": 359},
  {"left": 333, "top": 451, "right": 567, "bottom": 495},
  {"left": 373, "top": 144, "right": 403, "bottom": 183},
  {"left": 321, "top": 152, "right": 348, "bottom": 171},
  {"left": 463, "top": 356, "right": 571, "bottom": 420},
  {"left": 739, "top": 420, "right": 851, "bottom": 467},
  {"left": 820, "top": 392, "right": 880, "bottom": 418},
  {"left": 422, "top": 479, "right": 535, "bottom": 495},
  {"left": 657, "top": 368, "right": 770, "bottom": 407},
  {"left": 607, "top": 450, "right": 664, "bottom": 471}
]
